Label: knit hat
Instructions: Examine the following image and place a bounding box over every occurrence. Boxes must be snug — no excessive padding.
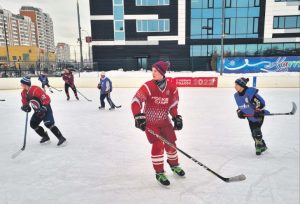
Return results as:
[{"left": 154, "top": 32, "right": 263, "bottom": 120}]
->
[
  {"left": 235, "top": 77, "right": 249, "bottom": 88},
  {"left": 20, "top": 76, "right": 31, "bottom": 86},
  {"left": 152, "top": 61, "right": 170, "bottom": 76}
]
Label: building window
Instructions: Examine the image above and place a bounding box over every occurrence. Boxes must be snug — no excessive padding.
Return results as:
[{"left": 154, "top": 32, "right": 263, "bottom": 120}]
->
[
  {"left": 273, "top": 15, "right": 300, "bottom": 29},
  {"left": 275, "top": 0, "right": 300, "bottom": 2},
  {"left": 136, "top": 0, "right": 170, "bottom": 6},
  {"left": 136, "top": 19, "right": 170, "bottom": 32},
  {"left": 225, "top": 18, "right": 230, "bottom": 34}
]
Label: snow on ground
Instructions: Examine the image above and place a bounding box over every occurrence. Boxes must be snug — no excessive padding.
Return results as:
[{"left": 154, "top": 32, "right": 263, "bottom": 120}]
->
[{"left": 0, "top": 87, "right": 299, "bottom": 204}]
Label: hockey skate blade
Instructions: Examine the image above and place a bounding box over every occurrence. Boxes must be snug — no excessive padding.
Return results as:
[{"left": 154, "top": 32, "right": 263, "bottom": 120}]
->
[{"left": 227, "top": 174, "right": 246, "bottom": 182}]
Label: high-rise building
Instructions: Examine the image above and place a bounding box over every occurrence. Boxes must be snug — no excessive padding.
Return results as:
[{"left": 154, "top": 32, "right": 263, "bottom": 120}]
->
[
  {"left": 20, "top": 6, "right": 55, "bottom": 52},
  {"left": 90, "top": 0, "right": 300, "bottom": 71},
  {"left": 0, "top": 8, "right": 36, "bottom": 47},
  {"left": 56, "top": 42, "right": 70, "bottom": 62}
]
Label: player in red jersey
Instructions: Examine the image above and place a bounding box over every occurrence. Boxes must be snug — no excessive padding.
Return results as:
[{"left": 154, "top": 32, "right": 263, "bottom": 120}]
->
[
  {"left": 131, "top": 61, "right": 185, "bottom": 186},
  {"left": 20, "top": 76, "right": 67, "bottom": 146},
  {"left": 62, "top": 68, "right": 79, "bottom": 100}
]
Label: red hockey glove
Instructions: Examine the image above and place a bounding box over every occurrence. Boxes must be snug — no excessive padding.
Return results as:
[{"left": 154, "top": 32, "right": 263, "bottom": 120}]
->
[{"left": 134, "top": 113, "right": 146, "bottom": 131}]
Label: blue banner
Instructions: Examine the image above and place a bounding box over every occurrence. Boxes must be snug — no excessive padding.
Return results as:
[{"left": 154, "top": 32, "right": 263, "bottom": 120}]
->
[{"left": 217, "top": 56, "right": 300, "bottom": 73}]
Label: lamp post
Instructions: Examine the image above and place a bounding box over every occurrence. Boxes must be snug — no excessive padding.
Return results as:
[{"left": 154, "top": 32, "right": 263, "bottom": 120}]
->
[
  {"left": 201, "top": 0, "right": 225, "bottom": 76},
  {"left": 77, "top": 0, "right": 83, "bottom": 77},
  {"left": 220, "top": 0, "right": 225, "bottom": 76},
  {"left": 2, "top": 15, "right": 10, "bottom": 66}
]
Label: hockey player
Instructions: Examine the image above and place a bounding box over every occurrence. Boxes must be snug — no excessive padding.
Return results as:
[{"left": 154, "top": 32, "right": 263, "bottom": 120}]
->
[
  {"left": 38, "top": 72, "right": 53, "bottom": 93},
  {"left": 62, "top": 68, "right": 79, "bottom": 100},
  {"left": 97, "top": 72, "right": 114, "bottom": 110},
  {"left": 234, "top": 77, "right": 269, "bottom": 155},
  {"left": 131, "top": 61, "right": 185, "bottom": 186},
  {"left": 20, "top": 76, "right": 67, "bottom": 146}
]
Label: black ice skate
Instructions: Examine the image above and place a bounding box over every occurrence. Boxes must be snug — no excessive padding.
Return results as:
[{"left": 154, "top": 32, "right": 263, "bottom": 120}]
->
[
  {"left": 40, "top": 132, "right": 50, "bottom": 144},
  {"left": 156, "top": 172, "right": 170, "bottom": 186},
  {"left": 57, "top": 137, "right": 67, "bottom": 147},
  {"left": 109, "top": 107, "right": 115, "bottom": 110},
  {"left": 98, "top": 106, "right": 105, "bottom": 110}
]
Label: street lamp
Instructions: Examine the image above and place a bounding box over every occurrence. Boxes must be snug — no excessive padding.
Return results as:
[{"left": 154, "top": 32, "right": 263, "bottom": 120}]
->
[{"left": 201, "top": 0, "right": 225, "bottom": 76}]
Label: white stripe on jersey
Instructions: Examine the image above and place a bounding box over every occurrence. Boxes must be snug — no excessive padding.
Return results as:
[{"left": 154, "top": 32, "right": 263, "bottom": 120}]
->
[{"left": 143, "top": 84, "right": 151, "bottom": 96}]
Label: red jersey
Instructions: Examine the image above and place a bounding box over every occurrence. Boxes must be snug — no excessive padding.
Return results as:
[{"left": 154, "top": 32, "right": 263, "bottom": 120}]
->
[
  {"left": 62, "top": 72, "right": 74, "bottom": 85},
  {"left": 131, "top": 78, "right": 179, "bottom": 127},
  {"left": 21, "top": 85, "right": 51, "bottom": 107}
]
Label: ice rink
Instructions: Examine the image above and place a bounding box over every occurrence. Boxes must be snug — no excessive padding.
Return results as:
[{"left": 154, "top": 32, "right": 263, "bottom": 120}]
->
[{"left": 0, "top": 87, "right": 299, "bottom": 204}]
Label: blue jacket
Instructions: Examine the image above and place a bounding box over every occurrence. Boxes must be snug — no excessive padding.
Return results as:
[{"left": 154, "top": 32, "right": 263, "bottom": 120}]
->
[
  {"left": 98, "top": 77, "right": 112, "bottom": 94},
  {"left": 234, "top": 87, "right": 269, "bottom": 122},
  {"left": 38, "top": 75, "right": 49, "bottom": 85}
]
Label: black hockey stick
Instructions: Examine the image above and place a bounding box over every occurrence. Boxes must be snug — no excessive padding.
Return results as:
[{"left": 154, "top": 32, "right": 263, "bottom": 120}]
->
[
  {"left": 11, "top": 112, "right": 29, "bottom": 159},
  {"left": 50, "top": 86, "right": 62, "bottom": 92},
  {"left": 0, "top": 99, "right": 5, "bottom": 101},
  {"left": 107, "top": 94, "right": 121, "bottom": 108},
  {"left": 148, "top": 129, "right": 246, "bottom": 183},
  {"left": 76, "top": 89, "right": 92, "bottom": 102},
  {"left": 244, "top": 102, "right": 297, "bottom": 117}
]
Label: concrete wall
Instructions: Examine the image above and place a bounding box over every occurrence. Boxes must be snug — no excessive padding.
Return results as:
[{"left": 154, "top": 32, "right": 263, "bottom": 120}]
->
[{"left": 0, "top": 75, "right": 299, "bottom": 90}]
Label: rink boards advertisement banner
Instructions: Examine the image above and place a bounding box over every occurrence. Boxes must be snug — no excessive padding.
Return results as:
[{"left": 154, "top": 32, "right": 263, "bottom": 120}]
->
[
  {"left": 217, "top": 56, "right": 300, "bottom": 73},
  {"left": 168, "top": 77, "right": 218, "bottom": 87}
]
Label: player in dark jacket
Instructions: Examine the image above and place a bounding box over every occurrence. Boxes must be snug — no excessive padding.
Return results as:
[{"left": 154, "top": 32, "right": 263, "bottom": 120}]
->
[
  {"left": 20, "top": 76, "right": 66, "bottom": 146},
  {"left": 234, "top": 77, "right": 269, "bottom": 155},
  {"left": 62, "top": 68, "right": 79, "bottom": 100},
  {"left": 38, "top": 72, "right": 53, "bottom": 93}
]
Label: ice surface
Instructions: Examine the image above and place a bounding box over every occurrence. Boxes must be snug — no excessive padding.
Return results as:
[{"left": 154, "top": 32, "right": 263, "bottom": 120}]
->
[{"left": 0, "top": 87, "right": 299, "bottom": 204}]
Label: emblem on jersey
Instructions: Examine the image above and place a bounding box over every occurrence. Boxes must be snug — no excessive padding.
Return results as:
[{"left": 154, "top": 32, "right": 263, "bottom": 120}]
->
[
  {"left": 30, "top": 99, "right": 41, "bottom": 110},
  {"left": 152, "top": 97, "right": 169, "bottom": 105}
]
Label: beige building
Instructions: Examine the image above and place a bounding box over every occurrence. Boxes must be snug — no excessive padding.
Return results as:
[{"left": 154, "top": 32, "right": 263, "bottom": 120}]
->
[
  {"left": 20, "top": 6, "right": 55, "bottom": 52},
  {"left": 0, "top": 7, "right": 36, "bottom": 47}
]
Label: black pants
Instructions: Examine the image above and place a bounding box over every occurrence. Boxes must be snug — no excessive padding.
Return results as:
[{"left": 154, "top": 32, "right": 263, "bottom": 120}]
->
[
  {"left": 100, "top": 93, "right": 114, "bottom": 108},
  {"left": 64, "top": 83, "right": 77, "bottom": 97},
  {"left": 248, "top": 117, "right": 264, "bottom": 140}
]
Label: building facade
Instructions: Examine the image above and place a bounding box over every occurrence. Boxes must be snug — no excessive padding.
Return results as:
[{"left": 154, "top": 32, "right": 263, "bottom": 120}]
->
[
  {"left": 0, "top": 8, "right": 36, "bottom": 47},
  {"left": 20, "top": 6, "right": 55, "bottom": 52},
  {"left": 90, "top": 0, "right": 300, "bottom": 71},
  {"left": 56, "top": 42, "right": 71, "bottom": 62}
]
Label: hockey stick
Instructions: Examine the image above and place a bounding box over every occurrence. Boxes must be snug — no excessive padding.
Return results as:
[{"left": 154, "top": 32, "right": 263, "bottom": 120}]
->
[
  {"left": 148, "top": 129, "right": 246, "bottom": 183},
  {"left": 244, "top": 102, "right": 297, "bottom": 117},
  {"left": 107, "top": 93, "right": 121, "bottom": 108},
  {"left": 0, "top": 99, "right": 5, "bottom": 101},
  {"left": 11, "top": 112, "right": 29, "bottom": 159},
  {"left": 76, "top": 89, "right": 92, "bottom": 102},
  {"left": 50, "top": 86, "right": 62, "bottom": 92}
]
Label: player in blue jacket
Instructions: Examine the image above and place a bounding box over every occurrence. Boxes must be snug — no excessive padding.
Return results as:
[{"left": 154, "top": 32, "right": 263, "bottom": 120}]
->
[
  {"left": 234, "top": 77, "right": 269, "bottom": 155},
  {"left": 97, "top": 72, "right": 114, "bottom": 110},
  {"left": 38, "top": 73, "right": 53, "bottom": 93}
]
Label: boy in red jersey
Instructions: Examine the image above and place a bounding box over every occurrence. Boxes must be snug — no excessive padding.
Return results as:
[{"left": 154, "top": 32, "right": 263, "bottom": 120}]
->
[
  {"left": 20, "top": 76, "right": 67, "bottom": 146},
  {"left": 62, "top": 68, "right": 79, "bottom": 100},
  {"left": 131, "top": 61, "right": 185, "bottom": 186}
]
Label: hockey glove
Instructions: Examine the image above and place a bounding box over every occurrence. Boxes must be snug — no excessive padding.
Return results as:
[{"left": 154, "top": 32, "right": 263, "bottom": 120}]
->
[
  {"left": 172, "top": 115, "right": 183, "bottom": 130},
  {"left": 97, "top": 84, "right": 101, "bottom": 90},
  {"left": 134, "top": 113, "right": 146, "bottom": 131},
  {"left": 36, "top": 106, "right": 47, "bottom": 119},
  {"left": 237, "top": 109, "right": 246, "bottom": 119},
  {"left": 21, "top": 105, "right": 31, "bottom": 112}
]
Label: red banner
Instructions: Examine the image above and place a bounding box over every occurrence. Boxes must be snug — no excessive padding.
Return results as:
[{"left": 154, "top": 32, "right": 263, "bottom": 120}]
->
[{"left": 170, "top": 77, "right": 218, "bottom": 87}]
